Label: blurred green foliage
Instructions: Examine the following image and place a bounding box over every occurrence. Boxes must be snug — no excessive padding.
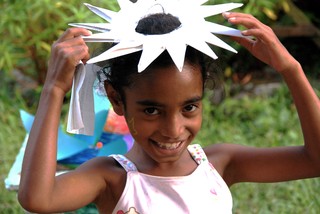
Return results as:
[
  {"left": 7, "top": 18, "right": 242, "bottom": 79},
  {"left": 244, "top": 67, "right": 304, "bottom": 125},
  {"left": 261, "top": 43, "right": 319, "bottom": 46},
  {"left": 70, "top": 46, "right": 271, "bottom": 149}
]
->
[
  {"left": 207, "top": 0, "right": 320, "bottom": 78},
  {"left": 198, "top": 84, "right": 303, "bottom": 147},
  {"left": 0, "top": 0, "right": 118, "bottom": 84},
  {"left": 208, "top": 0, "right": 279, "bottom": 22}
]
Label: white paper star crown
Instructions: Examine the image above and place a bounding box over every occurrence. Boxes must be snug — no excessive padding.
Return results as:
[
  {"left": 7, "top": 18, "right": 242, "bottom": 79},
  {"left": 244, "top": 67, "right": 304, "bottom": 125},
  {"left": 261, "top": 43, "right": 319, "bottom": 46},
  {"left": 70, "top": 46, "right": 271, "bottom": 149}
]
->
[{"left": 70, "top": 0, "right": 245, "bottom": 72}]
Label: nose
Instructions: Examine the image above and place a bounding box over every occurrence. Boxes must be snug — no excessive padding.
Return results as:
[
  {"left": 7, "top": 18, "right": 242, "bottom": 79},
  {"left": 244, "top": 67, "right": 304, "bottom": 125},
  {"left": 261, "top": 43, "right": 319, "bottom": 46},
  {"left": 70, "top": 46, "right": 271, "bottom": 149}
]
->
[{"left": 160, "top": 113, "right": 184, "bottom": 139}]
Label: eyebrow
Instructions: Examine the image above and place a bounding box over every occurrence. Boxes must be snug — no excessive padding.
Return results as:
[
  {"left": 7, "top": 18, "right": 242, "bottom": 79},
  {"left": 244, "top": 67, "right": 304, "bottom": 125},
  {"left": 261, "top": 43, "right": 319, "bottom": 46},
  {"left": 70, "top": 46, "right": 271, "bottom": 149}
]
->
[{"left": 136, "top": 95, "right": 203, "bottom": 107}]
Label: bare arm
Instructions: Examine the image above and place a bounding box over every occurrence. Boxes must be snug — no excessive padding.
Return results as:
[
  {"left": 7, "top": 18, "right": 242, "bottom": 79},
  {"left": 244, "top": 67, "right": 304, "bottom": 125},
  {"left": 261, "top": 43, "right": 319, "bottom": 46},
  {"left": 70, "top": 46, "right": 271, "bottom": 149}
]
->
[
  {"left": 207, "top": 13, "right": 320, "bottom": 186},
  {"left": 18, "top": 28, "right": 107, "bottom": 212}
]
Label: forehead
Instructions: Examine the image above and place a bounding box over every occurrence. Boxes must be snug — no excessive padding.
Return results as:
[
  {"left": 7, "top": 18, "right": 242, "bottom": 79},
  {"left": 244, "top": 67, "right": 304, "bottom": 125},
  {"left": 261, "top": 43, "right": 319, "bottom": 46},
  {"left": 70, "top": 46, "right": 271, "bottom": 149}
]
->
[{"left": 124, "top": 63, "right": 203, "bottom": 103}]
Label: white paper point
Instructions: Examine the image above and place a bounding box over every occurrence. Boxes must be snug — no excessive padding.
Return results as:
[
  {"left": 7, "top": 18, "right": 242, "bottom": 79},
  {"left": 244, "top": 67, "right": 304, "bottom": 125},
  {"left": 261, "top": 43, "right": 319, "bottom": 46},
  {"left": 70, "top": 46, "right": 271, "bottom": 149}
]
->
[
  {"left": 200, "top": 3, "right": 243, "bottom": 17},
  {"left": 205, "top": 22, "right": 245, "bottom": 38},
  {"left": 117, "top": 0, "right": 134, "bottom": 9},
  {"left": 72, "top": 1, "right": 244, "bottom": 71},
  {"left": 138, "top": 40, "right": 166, "bottom": 72},
  {"left": 69, "top": 23, "right": 111, "bottom": 32},
  {"left": 205, "top": 32, "right": 237, "bottom": 53},
  {"left": 189, "top": 40, "right": 218, "bottom": 60},
  {"left": 166, "top": 40, "right": 187, "bottom": 72},
  {"left": 84, "top": 3, "right": 116, "bottom": 23}
]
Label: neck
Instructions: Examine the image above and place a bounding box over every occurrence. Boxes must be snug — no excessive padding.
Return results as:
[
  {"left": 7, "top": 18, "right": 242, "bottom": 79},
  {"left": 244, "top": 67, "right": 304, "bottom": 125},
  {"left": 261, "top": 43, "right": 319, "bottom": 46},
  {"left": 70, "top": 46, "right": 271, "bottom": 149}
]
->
[{"left": 126, "top": 143, "right": 198, "bottom": 176}]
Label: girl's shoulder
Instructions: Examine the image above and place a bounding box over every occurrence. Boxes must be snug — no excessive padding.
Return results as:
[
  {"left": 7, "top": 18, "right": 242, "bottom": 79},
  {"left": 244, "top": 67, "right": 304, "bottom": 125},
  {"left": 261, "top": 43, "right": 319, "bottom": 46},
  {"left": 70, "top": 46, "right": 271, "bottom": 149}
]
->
[
  {"left": 203, "top": 143, "right": 236, "bottom": 180},
  {"left": 69, "top": 156, "right": 127, "bottom": 195},
  {"left": 74, "top": 156, "right": 128, "bottom": 211},
  {"left": 76, "top": 156, "right": 127, "bottom": 178}
]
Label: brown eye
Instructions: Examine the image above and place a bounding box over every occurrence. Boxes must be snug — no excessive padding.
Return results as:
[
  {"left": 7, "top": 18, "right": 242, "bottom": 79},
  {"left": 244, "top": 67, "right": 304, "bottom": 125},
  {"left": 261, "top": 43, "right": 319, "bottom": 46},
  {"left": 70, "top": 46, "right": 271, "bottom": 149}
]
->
[
  {"left": 144, "top": 107, "right": 159, "bottom": 115},
  {"left": 183, "top": 104, "right": 197, "bottom": 112}
]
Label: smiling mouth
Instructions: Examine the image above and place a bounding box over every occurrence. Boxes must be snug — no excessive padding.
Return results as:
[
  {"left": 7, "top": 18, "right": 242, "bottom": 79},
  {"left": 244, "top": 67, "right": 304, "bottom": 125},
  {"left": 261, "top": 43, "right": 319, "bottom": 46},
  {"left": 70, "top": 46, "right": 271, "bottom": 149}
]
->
[{"left": 154, "top": 141, "right": 183, "bottom": 150}]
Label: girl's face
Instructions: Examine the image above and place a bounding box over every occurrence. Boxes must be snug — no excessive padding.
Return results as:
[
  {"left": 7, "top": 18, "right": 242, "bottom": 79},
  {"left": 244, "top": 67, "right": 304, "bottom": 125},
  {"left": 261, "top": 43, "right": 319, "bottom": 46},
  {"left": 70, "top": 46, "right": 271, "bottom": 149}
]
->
[{"left": 122, "top": 62, "right": 203, "bottom": 164}]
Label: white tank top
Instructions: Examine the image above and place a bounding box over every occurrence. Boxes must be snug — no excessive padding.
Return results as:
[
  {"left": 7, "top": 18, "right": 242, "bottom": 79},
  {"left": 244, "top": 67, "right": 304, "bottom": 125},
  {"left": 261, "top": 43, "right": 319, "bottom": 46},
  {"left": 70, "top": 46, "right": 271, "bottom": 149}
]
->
[{"left": 110, "top": 144, "right": 232, "bottom": 214}]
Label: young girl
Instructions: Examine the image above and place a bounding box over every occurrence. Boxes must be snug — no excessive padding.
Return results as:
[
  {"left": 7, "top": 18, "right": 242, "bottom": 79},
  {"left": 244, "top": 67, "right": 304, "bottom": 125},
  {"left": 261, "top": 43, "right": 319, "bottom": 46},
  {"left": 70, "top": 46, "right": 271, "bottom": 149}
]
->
[{"left": 18, "top": 3, "right": 320, "bottom": 214}]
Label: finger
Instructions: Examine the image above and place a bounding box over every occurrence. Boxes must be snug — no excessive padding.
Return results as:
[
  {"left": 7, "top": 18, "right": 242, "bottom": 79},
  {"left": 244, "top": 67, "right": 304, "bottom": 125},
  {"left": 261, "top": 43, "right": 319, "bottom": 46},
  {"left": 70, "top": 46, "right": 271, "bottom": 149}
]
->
[
  {"left": 46, "top": 44, "right": 90, "bottom": 93},
  {"left": 241, "top": 29, "right": 265, "bottom": 40},
  {"left": 63, "top": 45, "right": 90, "bottom": 66},
  {"left": 223, "top": 12, "right": 264, "bottom": 30},
  {"left": 228, "top": 16, "right": 259, "bottom": 30},
  {"left": 231, "top": 36, "right": 255, "bottom": 51},
  {"left": 223, "top": 13, "right": 275, "bottom": 41},
  {"left": 52, "top": 35, "right": 89, "bottom": 60},
  {"left": 223, "top": 12, "right": 258, "bottom": 22},
  {"left": 51, "top": 42, "right": 90, "bottom": 68},
  {"left": 56, "top": 36, "right": 88, "bottom": 50},
  {"left": 57, "top": 28, "right": 92, "bottom": 42}
]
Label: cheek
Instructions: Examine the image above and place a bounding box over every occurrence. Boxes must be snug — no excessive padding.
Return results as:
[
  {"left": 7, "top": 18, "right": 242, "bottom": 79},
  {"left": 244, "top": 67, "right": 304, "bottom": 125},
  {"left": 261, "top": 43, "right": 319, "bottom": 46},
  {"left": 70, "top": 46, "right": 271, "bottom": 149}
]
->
[
  {"left": 193, "top": 115, "right": 203, "bottom": 134},
  {"left": 189, "top": 108, "right": 203, "bottom": 133},
  {"left": 126, "top": 117, "right": 138, "bottom": 136},
  {"left": 125, "top": 115, "right": 155, "bottom": 138}
]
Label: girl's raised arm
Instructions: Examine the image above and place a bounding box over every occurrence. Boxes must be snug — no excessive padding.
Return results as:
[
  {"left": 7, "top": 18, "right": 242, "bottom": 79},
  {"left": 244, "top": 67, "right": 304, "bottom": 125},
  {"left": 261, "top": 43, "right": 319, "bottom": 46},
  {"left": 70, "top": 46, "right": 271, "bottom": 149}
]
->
[
  {"left": 210, "top": 13, "right": 320, "bottom": 185},
  {"left": 18, "top": 28, "right": 107, "bottom": 213}
]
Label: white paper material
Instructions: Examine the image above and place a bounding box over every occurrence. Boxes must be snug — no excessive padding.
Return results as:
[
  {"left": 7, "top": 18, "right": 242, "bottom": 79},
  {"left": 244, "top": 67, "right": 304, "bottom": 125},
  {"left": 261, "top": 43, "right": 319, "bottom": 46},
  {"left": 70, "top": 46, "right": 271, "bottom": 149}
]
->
[
  {"left": 166, "top": 32, "right": 187, "bottom": 72},
  {"left": 87, "top": 40, "right": 143, "bottom": 64},
  {"left": 205, "top": 22, "right": 246, "bottom": 37},
  {"left": 67, "top": 0, "right": 248, "bottom": 134},
  {"left": 67, "top": 63, "right": 97, "bottom": 135},
  {"left": 203, "top": 31, "right": 237, "bottom": 53},
  {"left": 84, "top": 3, "right": 116, "bottom": 22},
  {"left": 80, "top": 32, "right": 117, "bottom": 42},
  {"left": 200, "top": 3, "right": 243, "bottom": 17},
  {"left": 69, "top": 23, "right": 111, "bottom": 32},
  {"left": 69, "top": 1, "right": 245, "bottom": 72},
  {"left": 67, "top": 62, "right": 85, "bottom": 134},
  {"left": 138, "top": 35, "right": 167, "bottom": 72},
  {"left": 117, "top": 0, "right": 134, "bottom": 9}
]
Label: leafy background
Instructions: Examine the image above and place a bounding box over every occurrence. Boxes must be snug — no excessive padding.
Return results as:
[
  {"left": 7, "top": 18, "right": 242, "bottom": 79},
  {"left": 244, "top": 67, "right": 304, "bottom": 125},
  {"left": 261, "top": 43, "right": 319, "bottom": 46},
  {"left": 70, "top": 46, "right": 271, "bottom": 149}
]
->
[{"left": 1, "top": 0, "right": 319, "bottom": 213}]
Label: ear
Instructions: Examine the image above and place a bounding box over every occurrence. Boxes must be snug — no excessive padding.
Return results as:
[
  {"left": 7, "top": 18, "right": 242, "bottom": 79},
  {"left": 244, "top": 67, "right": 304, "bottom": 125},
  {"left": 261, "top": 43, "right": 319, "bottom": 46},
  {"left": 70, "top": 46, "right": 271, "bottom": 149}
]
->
[{"left": 105, "top": 83, "right": 124, "bottom": 116}]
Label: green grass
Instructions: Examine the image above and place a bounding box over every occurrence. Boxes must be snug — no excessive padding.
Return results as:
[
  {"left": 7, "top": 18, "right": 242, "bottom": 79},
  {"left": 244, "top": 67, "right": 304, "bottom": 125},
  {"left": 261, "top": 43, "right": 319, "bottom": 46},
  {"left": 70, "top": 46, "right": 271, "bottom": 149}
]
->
[
  {"left": 1, "top": 75, "right": 320, "bottom": 213},
  {"left": 0, "top": 75, "right": 26, "bottom": 213}
]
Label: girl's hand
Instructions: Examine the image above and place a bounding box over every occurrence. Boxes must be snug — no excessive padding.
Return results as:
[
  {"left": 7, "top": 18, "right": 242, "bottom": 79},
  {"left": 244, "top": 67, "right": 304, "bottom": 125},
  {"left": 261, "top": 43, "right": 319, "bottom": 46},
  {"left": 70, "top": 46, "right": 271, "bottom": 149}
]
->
[
  {"left": 45, "top": 28, "right": 91, "bottom": 94},
  {"left": 223, "top": 12, "right": 298, "bottom": 74}
]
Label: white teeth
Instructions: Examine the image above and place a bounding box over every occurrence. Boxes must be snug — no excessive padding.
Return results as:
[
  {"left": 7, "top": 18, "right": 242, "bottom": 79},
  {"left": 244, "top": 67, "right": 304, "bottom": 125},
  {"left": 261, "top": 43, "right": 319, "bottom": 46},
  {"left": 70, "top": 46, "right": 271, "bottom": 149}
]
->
[{"left": 156, "top": 142, "right": 181, "bottom": 150}]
